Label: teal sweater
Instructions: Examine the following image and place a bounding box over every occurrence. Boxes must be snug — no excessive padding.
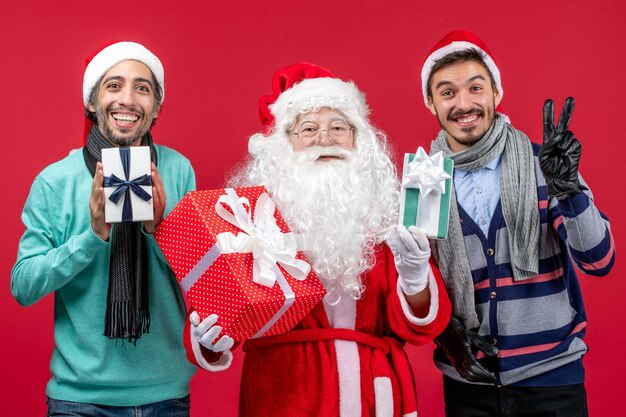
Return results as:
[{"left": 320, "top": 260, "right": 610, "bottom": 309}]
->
[{"left": 11, "top": 145, "right": 197, "bottom": 406}]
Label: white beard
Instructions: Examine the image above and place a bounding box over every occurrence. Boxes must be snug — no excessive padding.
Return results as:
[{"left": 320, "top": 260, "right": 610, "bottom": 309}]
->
[{"left": 229, "top": 131, "right": 399, "bottom": 300}]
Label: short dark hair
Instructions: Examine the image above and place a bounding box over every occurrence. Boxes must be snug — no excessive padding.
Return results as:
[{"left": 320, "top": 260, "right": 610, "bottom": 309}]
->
[
  {"left": 85, "top": 73, "right": 163, "bottom": 122},
  {"left": 426, "top": 48, "right": 496, "bottom": 98}
]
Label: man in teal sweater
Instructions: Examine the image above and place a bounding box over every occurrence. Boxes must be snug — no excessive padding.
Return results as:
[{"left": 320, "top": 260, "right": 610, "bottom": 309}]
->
[{"left": 11, "top": 41, "right": 196, "bottom": 416}]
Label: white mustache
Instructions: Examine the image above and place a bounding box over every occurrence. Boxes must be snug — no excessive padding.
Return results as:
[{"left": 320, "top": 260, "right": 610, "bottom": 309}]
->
[{"left": 293, "top": 146, "right": 352, "bottom": 162}]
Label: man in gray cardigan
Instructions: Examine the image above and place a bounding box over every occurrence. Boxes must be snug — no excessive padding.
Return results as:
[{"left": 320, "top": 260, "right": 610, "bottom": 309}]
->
[{"left": 421, "top": 30, "right": 615, "bottom": 417}]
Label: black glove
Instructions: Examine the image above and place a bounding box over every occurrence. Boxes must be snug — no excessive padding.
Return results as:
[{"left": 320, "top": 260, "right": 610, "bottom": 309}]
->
[
  {"left": 539, "top": 97, "right": 584, "bottom": 199},
  {"left": 435, "top": 316, "right": 498, "bottom": 383}
]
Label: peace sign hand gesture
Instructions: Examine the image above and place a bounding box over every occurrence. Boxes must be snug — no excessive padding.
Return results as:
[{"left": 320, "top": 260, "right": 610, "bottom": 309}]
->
[{"left": 539, "top": 97, "right": 584, "bottom": 199}]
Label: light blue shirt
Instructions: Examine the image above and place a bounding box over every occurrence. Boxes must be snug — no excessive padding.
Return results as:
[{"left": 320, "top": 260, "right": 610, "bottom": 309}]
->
[{"left": 454, "top": 155, "right": 502, "bottom": 237}]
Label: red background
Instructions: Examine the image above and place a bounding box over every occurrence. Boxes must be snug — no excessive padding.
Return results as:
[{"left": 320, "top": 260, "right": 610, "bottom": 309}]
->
[{"left": 1, "top": 1, "right": 623, "bottom": 416}]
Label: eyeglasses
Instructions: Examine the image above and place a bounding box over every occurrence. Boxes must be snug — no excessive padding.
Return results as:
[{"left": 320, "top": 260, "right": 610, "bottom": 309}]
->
[{"left": 291, "top": 122, "right": 354, "bottom": 145}]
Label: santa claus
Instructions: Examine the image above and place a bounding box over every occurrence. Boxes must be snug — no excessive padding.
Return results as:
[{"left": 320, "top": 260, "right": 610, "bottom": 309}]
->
[{"left": 186, "top": 63, "right": 451, "bottom": 417}]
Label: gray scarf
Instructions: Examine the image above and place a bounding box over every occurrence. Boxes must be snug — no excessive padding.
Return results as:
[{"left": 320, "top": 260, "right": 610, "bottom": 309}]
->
[{"left": 430, "top": 114, "right": 539, "bottom": 328}]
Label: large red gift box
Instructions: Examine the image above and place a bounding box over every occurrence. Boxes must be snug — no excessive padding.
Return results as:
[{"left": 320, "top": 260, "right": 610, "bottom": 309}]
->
[{"left": 154, "top": 186, "right": 326, "bottom": 341}]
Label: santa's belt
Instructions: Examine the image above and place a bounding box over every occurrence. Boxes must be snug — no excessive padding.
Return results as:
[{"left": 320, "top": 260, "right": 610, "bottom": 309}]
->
[
  {"left": 242, "top": 328, "right": 417, "bottom": 415},
  {"left": 242, "top": 328, "right": 399, "bottom": 353}
]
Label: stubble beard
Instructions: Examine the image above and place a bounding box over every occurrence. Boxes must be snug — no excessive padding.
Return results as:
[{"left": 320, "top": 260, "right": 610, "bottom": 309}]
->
[
  {"left": 437, "top": 100, "right": 497, "bottom": 150},
  {"left": 95, "top": 103, "right": 156, "bottom": 147}
]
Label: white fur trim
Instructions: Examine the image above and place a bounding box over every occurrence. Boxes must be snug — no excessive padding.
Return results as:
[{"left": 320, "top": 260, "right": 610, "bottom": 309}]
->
[
  {"left": 270, "top": 77, "right": 368, "bottom": 131},
  {"left": 324, "top": 290, "right": 357, "bottom": 329},
  {"left": 421, "top": 40, "right": 502, "bottom": 107},
  {"left": 397, "top": 269, "right": 439, "bottom": 326},
  {"left": 336, "top": 340, "right": 362, "bottom": 417},
  {"left": 374, "top": 376, "right": 393, "bottom": 417},
  {"left": 189, "top": 325, "right": 233, "bottom": 372},
  {"left": 403, "top": 412, "right": 418, "bottom": 417},
  {"left": 83, "top": 41, "right": 165, "bottom": 106},
  {"left": 247, "top": 132, "right": 268, "bottom": 156},
  {"left": 324, "top": 296, "right": 362, "bottom": 417}
]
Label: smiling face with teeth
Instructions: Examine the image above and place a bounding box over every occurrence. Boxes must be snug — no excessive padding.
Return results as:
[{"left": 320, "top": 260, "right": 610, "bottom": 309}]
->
[
  {"left": 88, "top": 60, "right": 159, "bottom": 147},
  {"left": 427, "top": 60, "right": 500, "bottom": 152}
]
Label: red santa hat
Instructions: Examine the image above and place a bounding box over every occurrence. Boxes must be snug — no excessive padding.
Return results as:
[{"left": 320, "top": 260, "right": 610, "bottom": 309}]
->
[
  {"left": 82, "top": 41, "right": 164, "bottom": 145},
  {"left": 420, "top": 30, "right": 503, "bottom": 108},
  {"left": 256, "top": 62, "right": 369, "bottom": 135},
  {"left": 82, "top": 41, "right": 165, "bottom": 107}
]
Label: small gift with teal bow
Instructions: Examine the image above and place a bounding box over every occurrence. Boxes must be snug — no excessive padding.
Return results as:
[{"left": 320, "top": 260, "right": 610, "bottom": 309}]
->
[
  {"left": 399, "top": 146, "right": 453, "bottom": 239},
  {"left": 102, "top": 146, "right": 153, "bottom": 223}
]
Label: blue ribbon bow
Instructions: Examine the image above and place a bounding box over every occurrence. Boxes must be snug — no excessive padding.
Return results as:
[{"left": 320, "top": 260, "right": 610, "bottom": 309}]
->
[{"left": 104, "top": 147, "right": 152, "bottom": 222}]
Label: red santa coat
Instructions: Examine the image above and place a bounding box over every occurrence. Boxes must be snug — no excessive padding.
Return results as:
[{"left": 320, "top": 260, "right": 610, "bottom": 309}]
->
[{"left": 186, "top": 244, "right": 451, "bottom": 417}]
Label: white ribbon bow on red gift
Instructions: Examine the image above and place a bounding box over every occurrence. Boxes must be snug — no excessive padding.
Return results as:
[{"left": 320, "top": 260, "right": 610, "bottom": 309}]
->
[
  {"left": 402, "top": 147, "right": 451, "bottom": 196},
  {"left": 215, "top": 189, "right": 311, "bottom": 288}
]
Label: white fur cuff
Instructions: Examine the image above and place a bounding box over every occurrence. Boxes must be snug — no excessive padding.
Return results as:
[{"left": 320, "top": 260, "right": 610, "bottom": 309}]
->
[
  {"left": 190, "top": 325, "right": 233, "bottom": 372},
  {"left": 398, "top": 270, "right": 439, "bottom": 326}
]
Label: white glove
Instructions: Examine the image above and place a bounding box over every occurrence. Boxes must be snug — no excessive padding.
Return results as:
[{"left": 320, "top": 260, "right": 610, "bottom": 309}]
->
[
  {"left": 190, "top": 311, "right": 234, "bottom": 353},
  {"left": 387, "top": 225, "right": 431, "bottom": 295}
]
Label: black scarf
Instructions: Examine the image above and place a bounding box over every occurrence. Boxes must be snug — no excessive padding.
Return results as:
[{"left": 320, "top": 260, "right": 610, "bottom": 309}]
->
[{"left": 83, "top": 125, "right": 158, "bottom": 343}]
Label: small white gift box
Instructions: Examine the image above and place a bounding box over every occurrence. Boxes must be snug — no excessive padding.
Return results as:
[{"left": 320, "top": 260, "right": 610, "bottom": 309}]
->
[{"left": 102, "top": 146, "right": 153, "bottom": 223}]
